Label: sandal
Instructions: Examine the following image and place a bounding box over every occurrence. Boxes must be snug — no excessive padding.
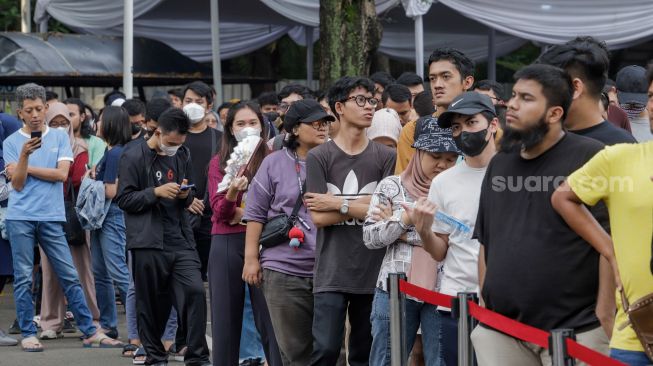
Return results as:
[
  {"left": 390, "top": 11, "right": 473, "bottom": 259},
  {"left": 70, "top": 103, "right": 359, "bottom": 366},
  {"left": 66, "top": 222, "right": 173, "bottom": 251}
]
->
[
  {"left": 21, "top": 336, "right": 44, "bottom": 352},
  {"left": 83, "top": 333, "right": 124, "bottom": 348},
  {"left": 133, "top": 346, "right": 146, "bottom": 365},
  {"left": 122, "top": 343, "right": 139, "bottom": 357}
]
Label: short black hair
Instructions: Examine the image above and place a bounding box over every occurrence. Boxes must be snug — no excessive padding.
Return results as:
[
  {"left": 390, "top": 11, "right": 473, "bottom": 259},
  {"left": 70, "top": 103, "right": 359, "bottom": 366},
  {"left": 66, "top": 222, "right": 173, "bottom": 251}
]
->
[
  {"left": 315, "top": 90, "right": 328, "bottom": 102},
  {"left": 145, "top": 98, "right": 172, "bottom": 122},
  {"left": 100, "top": 106, "right": 132, "bottom": 146},
  {"left": 278, "top": 84, "right": 314, "bottom": 101},
  {"left": 327, "top": 76, "right": 375, "bottom": 120},
  {"left": 158, "top": 108, "right": 190, "bottom": 135},
  {"left": 396, "top": 72, "right": 423, "bottom": 87},
  {"left": 122, "top": 99, "right": 146, "bottom": 117},
  {"left": 104, "top": 90, "right": 126, "bottom": 106},
  {"left": 167, "top": 88, "right": 183, "bottom": 99},
  {"left": 257, "top": 91, "right": 279, "bottom": 107},
  {"left": 382, "top": 84, "right": 412, "bottom": 106},
  {"left": 63, "top": 98, "right": 93, "bottom": 139},
  {"left": 217, "top": 102, "right": 233, "bottom": 114},
  {"left": 474, "top": 80, "right": 505, "bottom": 100},
  {"left": 537, "top": 36, "right": 609, "bottom": 99},
  {"left": 428, "top": 47, "right": 475, "bottom": 79},
  {"left": 184, "top": 81, "right": 214, "bottom": 106},
  {"left": 45, "top": 90, "right": 58, "bottom": 102},
  {"left": 370, "top": 71, "right": 395, "bottom": 88},
  {"left": 514, "top": 64, "right": 573, "bottom": 121},
  {"left": 413, "top": 91, "right": 434, "bottom": 117}
]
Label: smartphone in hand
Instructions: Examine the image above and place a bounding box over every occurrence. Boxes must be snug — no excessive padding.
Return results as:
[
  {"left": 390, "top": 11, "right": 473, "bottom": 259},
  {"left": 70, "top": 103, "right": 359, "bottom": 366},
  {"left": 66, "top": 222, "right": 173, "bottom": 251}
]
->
[
  {"left": 180, "top": 183, "right": 195, "bottom": 191},
  {"left": 30, "top": 131, "right": 42, "bottom": 149}
]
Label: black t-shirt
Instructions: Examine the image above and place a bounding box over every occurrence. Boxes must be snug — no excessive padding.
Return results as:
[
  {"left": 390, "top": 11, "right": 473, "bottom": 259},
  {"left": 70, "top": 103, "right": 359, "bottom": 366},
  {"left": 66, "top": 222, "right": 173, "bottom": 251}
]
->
[
  {"left": 572, "top": 120, "right": 636, "bottom": 146},
  {"left": 306, "top": 140, "right": 396, "bottom": 294},
  {"left": 474, "top": 133, "right": 604, "bottom": 331},
  {"left": 152, "top": 155, "right": 187, "bottom": 249},
  {"left": 183, "top": 127, "right": 222, "bottom": 199}
]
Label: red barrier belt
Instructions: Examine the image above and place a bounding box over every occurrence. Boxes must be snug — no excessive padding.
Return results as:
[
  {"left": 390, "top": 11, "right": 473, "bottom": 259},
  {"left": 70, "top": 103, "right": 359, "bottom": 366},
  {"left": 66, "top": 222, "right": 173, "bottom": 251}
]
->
[
  {"left": 398, "top": 279, "right": 627, "bottom": 366},
  {"left": 566, "top": 339, "right": 626, "bottom": 366},
  {"left": 468, "top": 302, "right": 550, "bottom": 348},
  {"left": 399, "top": 280, "right": 454, "bottom": 308}
]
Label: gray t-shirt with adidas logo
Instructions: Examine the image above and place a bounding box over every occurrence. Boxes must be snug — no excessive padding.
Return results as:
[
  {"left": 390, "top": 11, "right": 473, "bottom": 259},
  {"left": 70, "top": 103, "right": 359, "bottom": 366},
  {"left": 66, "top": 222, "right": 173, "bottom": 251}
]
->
[{"left": 306, "top": 139, "right": 396, "bottom": 294}]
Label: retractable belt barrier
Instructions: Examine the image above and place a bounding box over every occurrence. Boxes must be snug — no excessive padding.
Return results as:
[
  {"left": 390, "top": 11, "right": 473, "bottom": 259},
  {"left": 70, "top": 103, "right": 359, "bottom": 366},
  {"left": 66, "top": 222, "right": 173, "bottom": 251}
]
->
[{"left": 388, "top": 275, "right": 626, "bottom": 366}]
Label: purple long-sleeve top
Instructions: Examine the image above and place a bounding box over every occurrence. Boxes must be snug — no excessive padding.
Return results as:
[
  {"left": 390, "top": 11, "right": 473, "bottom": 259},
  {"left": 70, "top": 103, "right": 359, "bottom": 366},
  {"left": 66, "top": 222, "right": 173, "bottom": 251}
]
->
[
  {"left": 208, "top": 155, "right": 247, "bottom": 235},
  {"left": 243, "top": 149, "right": 316, "bottom": 278}
]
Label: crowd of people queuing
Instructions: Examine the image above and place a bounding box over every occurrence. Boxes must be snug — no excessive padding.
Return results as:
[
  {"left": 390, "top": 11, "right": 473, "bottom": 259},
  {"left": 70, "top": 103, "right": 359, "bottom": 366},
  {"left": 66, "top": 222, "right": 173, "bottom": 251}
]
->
[{"left": 0, "top": 36, "right": 651, "bottom": 366}]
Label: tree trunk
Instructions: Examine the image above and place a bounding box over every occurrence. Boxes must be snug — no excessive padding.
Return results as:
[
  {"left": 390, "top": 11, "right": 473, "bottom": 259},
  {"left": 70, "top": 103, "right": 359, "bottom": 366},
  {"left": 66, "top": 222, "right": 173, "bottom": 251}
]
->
[{"left": 319, "top": 0, "right": 382, "bottom": 88}]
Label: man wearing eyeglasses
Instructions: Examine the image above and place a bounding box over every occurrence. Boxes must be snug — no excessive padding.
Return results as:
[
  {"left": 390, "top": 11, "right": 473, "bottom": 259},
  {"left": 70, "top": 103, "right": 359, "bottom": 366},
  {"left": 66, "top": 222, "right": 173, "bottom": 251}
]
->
[{"left": 304, "top": 76, "right": 396, "bottom": 366}]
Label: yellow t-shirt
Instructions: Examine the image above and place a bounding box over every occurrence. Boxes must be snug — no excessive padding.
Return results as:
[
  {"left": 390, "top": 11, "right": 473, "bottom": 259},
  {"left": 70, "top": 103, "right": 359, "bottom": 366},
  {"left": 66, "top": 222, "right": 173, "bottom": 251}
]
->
[
  {"left": 568, "top": 141, "right": 653, "bottom": 352},
  {"left": 394, "top": 120, "right": 416, "bottom": 174}
]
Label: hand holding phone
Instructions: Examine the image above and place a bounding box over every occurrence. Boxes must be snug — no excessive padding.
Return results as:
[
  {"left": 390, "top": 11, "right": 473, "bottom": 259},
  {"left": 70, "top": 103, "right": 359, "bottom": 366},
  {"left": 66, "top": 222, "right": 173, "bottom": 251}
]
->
[
  {"left": 180, "top": 183, "right": 195, "bottom": 191},
  {"left": 21, "top": 131, "right": 42, "bottom": 156}
]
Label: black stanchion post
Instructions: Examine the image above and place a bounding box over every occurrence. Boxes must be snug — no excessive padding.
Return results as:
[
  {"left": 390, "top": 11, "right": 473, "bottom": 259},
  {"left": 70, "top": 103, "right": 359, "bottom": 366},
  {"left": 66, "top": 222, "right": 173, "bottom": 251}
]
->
[
  {"left": 455, "top": 292, "right": 478, "bottom": 366},
  {"left": 549, "top": 329, "right": 575, "bottom": 366},
  {"left": 388, "top": 273, "right": 407, "bottom": 366}
]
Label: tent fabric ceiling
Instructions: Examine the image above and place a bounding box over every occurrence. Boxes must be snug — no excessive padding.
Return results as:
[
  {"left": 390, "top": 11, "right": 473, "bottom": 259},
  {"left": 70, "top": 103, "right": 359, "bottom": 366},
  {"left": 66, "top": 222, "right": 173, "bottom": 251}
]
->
[{"left": 34, "top": 0, "right": 653, "bottom": 64}]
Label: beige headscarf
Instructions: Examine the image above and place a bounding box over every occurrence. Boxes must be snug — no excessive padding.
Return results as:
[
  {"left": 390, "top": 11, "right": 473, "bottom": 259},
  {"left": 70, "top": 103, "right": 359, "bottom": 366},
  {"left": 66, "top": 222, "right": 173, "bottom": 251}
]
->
[{"left": 45, "top": 102, "right": 88, "bottom": 157}]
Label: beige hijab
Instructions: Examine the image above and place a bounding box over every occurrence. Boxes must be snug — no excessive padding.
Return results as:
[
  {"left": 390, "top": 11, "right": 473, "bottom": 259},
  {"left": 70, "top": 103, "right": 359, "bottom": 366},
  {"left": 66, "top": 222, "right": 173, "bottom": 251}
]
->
[{"left": 45, "top": 102, "right": 88, "bottom": 157}]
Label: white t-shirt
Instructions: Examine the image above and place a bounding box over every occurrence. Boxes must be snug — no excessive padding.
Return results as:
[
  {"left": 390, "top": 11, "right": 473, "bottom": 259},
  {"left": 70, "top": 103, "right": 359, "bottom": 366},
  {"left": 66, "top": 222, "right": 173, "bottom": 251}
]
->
[
  {"left": 630, "top": 117, "right": 653, "bottom": 142},
  {"left": 428, "top": 160, "right": 486, "bottom": 303}
]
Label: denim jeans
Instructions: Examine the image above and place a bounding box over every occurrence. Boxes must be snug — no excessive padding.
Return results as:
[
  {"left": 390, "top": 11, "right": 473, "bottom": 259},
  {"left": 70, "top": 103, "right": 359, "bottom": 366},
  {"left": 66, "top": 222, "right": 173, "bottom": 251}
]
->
[
  {"left": 90, "top": 203, "right": 130, "bottom": 331},
  {"left": 609, "top": 348, "right": 652, "bottom": 366},
  {"left": 370, "top": 288, "right": 443, "bottom": 366},
  {"left": 126, "top": 251, "right": 178, "bottom": 341},
  {"left": 239, "top": 285, "right": 266, "bottom": 361},
  {"left": 7, "top": 220, "right": 97, "bottom": 338}
]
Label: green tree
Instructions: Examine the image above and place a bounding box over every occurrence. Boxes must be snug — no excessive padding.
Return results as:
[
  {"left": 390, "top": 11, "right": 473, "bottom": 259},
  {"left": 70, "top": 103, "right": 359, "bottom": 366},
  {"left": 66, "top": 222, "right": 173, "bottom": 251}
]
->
[{"left": 319, "top": 0, "right": 381, "bottom": 87}]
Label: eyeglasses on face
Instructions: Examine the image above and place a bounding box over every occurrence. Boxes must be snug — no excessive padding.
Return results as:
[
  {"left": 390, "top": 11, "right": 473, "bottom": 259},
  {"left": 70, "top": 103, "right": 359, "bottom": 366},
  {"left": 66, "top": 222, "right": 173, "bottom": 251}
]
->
[
  {"left": 306, "top": 120, "right": 331, "bottom": 130},
  {"left": 279, "top": 102, "right": 292, "bottom": 112},
  {"left": 342, "top": 95, "right": 379, "bottom": 108}
]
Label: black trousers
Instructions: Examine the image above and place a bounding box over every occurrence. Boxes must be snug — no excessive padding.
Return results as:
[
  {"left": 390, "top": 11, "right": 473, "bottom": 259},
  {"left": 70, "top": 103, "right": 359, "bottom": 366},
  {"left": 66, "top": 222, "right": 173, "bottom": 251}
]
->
[
  {"left": 132, "top": 248, "right": 210, "bottom": 366},
  {"left": 208, "top": 233, "right": 283, "bottom": 366},
  {"left": 310, "top": 292, "right": 374, "bottom": 366}
]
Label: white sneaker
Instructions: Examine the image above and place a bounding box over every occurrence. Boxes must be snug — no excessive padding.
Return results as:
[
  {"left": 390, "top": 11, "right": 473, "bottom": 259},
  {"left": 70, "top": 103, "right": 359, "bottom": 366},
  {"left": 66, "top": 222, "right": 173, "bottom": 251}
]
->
[{"left": 39, "top": 329, "right": 62, "bottom": 340}]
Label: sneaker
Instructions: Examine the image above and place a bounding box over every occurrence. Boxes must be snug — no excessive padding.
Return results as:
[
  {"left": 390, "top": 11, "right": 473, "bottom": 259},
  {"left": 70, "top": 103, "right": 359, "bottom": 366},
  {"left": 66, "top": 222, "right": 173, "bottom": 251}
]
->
[
  {"left": 0, "top": 329, "right": 18, "bottom": 346},
  {"left": 62, "top": 319, "right": 76, "bottom": 333},
  {"left": 8, "top": 319, "right": 19, "bottom": 335},
  {"left": 239, "top": 358, "right": 264, "bottom": 366},
  {"left": 39, "top": 329, "right": 63, "bottom": 340}
]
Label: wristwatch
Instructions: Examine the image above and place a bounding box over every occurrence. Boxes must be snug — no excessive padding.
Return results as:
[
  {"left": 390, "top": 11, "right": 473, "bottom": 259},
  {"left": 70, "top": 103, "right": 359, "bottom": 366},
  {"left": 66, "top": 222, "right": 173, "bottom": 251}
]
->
[{"left": 339, "top": 198, "right": 350, "bottom": 215}]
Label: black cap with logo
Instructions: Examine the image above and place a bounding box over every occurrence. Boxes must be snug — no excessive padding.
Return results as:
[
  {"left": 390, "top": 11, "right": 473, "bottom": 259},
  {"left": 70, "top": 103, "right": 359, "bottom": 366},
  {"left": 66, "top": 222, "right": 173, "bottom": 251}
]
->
[
  {"left": 437, "top": 92, "right": 496, "bottom": 128},
  {"left": 283, "top": 99, "right": 335, "bottom": 132}
]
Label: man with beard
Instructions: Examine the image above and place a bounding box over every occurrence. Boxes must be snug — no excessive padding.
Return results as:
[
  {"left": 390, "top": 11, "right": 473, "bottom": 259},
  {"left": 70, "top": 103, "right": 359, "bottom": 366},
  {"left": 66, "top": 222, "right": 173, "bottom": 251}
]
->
[
  {"left": 64, "top": 98, "right": 107, "bottom": 167},
  {"left": 470, "top": 64, "right": 610, "bottom": 365}
]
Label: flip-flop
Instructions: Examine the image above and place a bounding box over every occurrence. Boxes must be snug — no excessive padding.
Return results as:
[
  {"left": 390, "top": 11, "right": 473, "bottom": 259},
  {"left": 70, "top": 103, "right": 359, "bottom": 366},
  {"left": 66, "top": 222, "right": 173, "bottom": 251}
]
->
[
  {"left": 82, "top": 333, "right": 124, "bottom": 348},
  {"left": 21, "top": 336, "right": 44, "bottom": 352}
]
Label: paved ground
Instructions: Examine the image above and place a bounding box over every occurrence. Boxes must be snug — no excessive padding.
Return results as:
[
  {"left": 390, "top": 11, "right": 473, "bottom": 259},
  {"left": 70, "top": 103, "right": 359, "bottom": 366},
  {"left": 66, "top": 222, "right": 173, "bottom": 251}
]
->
[{"left": 0, "top": 283, "right": 212, "bottom": 366}]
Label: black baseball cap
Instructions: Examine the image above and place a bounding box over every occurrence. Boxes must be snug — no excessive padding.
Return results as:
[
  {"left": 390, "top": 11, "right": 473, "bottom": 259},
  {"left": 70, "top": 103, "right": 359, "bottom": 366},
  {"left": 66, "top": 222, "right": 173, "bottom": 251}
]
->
[
  {"left": 437, "top": 92, "right": 496, "bottom": 128},
  {"left": 283, "top": 99, "right": 335, "bottom": 132},
  {"left": 616, "top": 65, "right": 648, "bottom": 105}
]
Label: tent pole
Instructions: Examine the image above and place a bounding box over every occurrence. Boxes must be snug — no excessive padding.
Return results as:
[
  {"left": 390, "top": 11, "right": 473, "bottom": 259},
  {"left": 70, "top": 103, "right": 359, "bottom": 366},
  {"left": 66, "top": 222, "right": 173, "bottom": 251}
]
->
[
  {"left": 488, "top": 27, "right": 497, "bottom": 81},
  {"left": 21, "top": 0, "right": 31, "bottom": 33},
  {"left": 210, "top": 0, "right": 223, "bottom": 105},
  {"left": 414, "top": 15, "right": 424, "bottom": 79},
  {"left": 305, "top": 26, "right": 314, "bottom": 87},
  {"left": 39, "top": 18, "right": 49, "bottom": 33},
  {"left": 123, "top": 0, "right": 134, "bottom": 98}
]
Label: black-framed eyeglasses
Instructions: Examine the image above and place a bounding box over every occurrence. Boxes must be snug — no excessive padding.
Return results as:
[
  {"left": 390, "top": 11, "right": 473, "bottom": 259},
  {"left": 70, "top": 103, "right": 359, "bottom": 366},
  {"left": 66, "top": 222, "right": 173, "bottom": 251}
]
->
[
  {"left": 279, "top": 102, "right": 292, "bottom": 113},
  {"left": 342, "top": 95, "right": 379, "bottom": 108},
  {"left": 307, "top": 120, "right": 331, "bottom": 130}
]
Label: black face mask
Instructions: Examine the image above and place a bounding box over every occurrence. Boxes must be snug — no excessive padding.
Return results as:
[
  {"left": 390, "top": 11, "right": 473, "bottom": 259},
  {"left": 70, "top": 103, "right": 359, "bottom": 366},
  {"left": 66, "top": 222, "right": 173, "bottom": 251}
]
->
[
  {"left": 131, "top": 123, "right": 142, "bottom": 135},
  {"left": 453, "top": 128, "right": 490, "bottom": 157},
  {"left": 263, "top": 112, "right": 280, "bottom": 123}
]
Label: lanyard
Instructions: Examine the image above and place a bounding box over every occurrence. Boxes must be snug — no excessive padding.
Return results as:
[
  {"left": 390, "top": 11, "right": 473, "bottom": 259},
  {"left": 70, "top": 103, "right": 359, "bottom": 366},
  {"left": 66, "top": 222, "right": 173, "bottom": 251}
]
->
[{"left": 293, "top": 152, "right": 310, "bottom": 230}]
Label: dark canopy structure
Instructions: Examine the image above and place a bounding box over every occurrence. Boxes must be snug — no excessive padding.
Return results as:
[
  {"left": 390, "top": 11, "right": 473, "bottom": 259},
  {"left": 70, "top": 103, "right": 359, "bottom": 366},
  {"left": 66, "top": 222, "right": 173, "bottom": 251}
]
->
[{"left": 0, "top": 32, "right": 273, "bottom": 87}]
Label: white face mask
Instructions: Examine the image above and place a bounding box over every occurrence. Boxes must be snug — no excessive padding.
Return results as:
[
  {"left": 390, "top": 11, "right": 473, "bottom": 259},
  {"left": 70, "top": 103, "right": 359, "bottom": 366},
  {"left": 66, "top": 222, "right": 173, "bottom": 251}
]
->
[
  {"left": 234, "top": 126, "right": 262, "bottom": 142},
  {"left": 159, "top": 140, "right": 180, "bottom": 157},
  {"left": 183, "top": 103, "right": 206, "bottom": 125},
  {"left": 56, "top": 127, "right": 68, "bottom": 132}
]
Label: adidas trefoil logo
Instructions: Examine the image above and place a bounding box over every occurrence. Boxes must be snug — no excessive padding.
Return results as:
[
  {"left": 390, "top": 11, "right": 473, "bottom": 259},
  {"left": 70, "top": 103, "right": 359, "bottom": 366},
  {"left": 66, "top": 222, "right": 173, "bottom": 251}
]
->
[{"left": 326, "top": 170, "right": 377, "bottom": 226}]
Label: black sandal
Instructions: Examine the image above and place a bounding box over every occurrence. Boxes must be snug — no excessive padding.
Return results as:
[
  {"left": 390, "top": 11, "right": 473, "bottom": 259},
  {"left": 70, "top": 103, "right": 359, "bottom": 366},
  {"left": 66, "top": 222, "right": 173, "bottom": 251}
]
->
[
  {"left": 133, "top": 346, "right": 146, "bottom": 365},
  {"left": 122, "top": 343, "right": 138, "bottom": 358}
]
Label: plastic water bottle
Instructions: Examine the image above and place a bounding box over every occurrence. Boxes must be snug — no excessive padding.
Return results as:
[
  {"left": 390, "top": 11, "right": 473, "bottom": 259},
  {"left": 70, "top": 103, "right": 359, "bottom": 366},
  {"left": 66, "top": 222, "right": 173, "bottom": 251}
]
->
[{"left": 435, "top": 210, "right": 473, "bottom": 240}]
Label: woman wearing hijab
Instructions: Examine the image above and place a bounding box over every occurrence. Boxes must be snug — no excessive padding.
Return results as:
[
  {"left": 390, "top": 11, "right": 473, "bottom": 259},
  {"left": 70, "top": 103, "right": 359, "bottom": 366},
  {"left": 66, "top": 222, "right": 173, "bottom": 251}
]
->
[
  {"left": 363, "top": 125, "right": 460, "bottom": 366},
  {"left": 37, "top": 102, "right": 102, "bottom": 340}
]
